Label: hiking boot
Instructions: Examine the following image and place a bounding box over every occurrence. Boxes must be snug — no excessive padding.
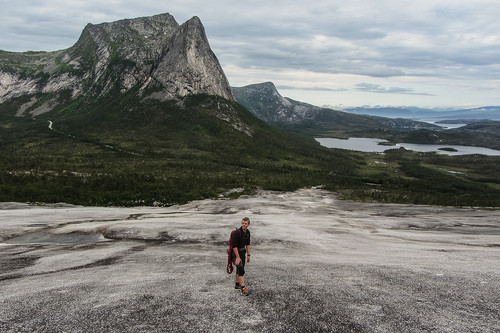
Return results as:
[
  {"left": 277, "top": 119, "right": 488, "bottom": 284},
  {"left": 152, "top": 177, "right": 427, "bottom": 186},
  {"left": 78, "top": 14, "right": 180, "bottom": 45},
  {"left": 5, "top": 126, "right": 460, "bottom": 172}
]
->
[
  {"left": 241, "top": 287, "right": 249, "bottom": 296},
  {"left": 235, "top": 282, "right": 241, "bottom": 290}
]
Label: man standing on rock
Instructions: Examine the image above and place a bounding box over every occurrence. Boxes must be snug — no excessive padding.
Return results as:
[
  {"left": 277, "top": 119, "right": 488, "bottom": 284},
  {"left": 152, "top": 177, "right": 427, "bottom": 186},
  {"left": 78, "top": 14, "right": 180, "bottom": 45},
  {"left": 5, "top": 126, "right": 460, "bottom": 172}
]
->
[{"left": 232, "top": 217, "right": 251, "bottom": 296}]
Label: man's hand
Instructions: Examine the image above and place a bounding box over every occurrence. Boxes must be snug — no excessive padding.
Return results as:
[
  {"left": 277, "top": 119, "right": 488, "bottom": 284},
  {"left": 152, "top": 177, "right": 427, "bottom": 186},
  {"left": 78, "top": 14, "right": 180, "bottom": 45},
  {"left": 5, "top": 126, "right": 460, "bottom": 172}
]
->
[
  {"left": 235, "top": 257, "right": 241, "bottom": 266},
  {"left": 247, "top": 256, "right": 251, "bottom": 263}
]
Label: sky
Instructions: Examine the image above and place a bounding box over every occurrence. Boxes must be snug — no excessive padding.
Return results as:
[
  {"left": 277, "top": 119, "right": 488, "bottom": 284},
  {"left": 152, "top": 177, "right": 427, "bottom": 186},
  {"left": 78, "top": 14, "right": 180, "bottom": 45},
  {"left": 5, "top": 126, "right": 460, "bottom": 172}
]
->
[{"left": 1, "top": 0, "right": 500, "bottom": 109}]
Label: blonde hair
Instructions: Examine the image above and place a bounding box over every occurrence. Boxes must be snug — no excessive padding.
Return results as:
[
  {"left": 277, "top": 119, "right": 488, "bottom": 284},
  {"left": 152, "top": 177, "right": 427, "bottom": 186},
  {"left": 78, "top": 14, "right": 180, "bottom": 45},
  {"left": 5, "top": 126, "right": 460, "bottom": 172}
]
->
[{"left": 242, "top": 217, "right": 250, "bottom": 224}]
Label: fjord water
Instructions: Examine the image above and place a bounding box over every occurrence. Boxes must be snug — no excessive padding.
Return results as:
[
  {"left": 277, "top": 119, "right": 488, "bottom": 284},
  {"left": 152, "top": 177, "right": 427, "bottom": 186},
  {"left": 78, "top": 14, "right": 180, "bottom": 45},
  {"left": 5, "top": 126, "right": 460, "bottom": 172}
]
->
[{"left": 315, "top": 137, "right": 500, "bottom": 156}]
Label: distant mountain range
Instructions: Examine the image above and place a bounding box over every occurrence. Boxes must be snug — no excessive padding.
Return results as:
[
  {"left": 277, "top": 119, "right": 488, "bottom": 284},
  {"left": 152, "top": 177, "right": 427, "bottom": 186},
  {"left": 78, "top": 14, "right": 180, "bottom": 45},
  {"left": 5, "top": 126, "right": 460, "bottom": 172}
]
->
[{"left": 329, "top": 105, "right": 500, "bottom": 122}]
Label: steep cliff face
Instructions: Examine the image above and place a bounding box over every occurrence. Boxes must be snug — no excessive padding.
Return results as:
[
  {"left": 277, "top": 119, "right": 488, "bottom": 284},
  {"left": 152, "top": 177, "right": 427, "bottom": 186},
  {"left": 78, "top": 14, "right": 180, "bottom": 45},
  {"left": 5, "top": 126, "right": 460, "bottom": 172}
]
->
[
  {"left": 148, "top": 16, "right": 234, "bottom": 101},
  {"left": 0, "top": 13, "right": 234, "bottom": 116},
  {"left": 232, "top": 82, "right": 317, "bottom": 122}
]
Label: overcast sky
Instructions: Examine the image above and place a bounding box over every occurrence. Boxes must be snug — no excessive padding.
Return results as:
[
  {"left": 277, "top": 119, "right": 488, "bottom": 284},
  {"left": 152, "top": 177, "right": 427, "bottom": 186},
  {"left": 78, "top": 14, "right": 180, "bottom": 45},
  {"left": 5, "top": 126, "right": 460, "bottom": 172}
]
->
[{"left": 1, "top": 0, "right": 499, "bottom": 108}]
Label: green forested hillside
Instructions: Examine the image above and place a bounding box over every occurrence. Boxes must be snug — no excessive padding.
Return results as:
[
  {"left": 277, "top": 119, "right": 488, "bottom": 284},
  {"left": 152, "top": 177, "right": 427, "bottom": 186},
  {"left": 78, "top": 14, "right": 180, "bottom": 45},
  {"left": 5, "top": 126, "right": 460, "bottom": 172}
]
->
[
  {"left": 0, "top": 93, "right": 356, "bottom": 205},
  {"left": 1, "top": 93, "right": 499, "bottom": 207}
]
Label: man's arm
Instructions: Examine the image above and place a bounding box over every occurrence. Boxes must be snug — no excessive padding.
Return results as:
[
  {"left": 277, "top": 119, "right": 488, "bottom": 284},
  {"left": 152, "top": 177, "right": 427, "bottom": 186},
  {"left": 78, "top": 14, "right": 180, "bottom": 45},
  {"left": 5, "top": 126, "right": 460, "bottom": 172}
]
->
[{"left": 233, "top": 247, "right": 241, "bottom": 265}]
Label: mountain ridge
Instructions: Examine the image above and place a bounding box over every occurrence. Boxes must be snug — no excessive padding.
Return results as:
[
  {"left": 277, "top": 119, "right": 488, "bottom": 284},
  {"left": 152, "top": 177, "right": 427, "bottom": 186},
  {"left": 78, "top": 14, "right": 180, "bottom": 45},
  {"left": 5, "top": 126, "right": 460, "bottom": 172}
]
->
[
  {"left": 334, "top": 105, "right": 500, "bottom": 121},
  {"left": 232, "top": 82, "right": 441, "bottom": 133},
  {"left": 0, "top": 13, "right": 234, "bottom": 117}
]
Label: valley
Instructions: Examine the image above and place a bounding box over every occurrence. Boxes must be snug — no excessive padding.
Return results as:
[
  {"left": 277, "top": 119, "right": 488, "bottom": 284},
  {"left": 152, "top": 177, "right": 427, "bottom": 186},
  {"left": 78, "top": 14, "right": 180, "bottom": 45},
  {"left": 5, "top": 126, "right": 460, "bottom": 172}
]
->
[{"left": 1, "top": 14, "right": 499, "bottom": 208}]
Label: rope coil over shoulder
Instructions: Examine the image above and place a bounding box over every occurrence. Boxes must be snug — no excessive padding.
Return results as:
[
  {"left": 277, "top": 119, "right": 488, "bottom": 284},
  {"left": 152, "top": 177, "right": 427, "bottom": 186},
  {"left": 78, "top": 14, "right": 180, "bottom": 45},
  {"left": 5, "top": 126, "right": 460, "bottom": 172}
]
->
[{"left": 226, "top": 229, "right": 237, "bottom": 274}]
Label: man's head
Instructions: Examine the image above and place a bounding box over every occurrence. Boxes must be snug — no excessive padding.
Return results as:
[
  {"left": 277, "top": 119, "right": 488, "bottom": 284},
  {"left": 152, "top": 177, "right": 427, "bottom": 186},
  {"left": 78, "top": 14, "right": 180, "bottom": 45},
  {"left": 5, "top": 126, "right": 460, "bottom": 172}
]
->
[{"left": 241, "top": 217, "right": 250, "bottom": 231}]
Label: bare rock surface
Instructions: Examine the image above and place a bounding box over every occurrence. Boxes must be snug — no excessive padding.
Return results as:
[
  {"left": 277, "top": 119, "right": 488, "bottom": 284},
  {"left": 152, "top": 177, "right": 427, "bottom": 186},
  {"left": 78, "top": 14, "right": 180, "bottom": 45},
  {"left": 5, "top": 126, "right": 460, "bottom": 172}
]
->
[{"left": 1, "top": 188, "right": 499, "bottom": 332}]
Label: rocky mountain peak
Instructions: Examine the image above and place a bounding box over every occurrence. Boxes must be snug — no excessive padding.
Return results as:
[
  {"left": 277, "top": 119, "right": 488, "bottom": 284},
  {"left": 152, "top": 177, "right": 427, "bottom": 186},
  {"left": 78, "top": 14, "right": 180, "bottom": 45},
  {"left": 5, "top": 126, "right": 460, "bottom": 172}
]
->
[
  {"left": 232, "top": 82, "right": 304, "bottom": 122},
  {"left": 0, "top": 13, "right": 234, "bottom": 116},
  {"left": 76, "top": 13, "right": 180, "bottom": 58},
  {"left": 147, "top": 16, "right": 234, "bottom": 101},
  {"left": 241, "top": 82, "right": 287, "bottom": 100}
]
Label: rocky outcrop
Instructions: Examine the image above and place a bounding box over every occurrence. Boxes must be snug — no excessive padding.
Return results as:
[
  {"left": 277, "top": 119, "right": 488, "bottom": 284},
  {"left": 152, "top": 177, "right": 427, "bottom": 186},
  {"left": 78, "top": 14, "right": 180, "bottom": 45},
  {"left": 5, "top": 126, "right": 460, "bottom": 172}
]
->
[
  {"left": 147, "top": 16, "right": 234, "bottom": 101},
  {"left": 232, "top": 82, "right": 307, "bottom": 122},
  {"left": 0, "top": 13, "right": 234, "bottom": 116}
]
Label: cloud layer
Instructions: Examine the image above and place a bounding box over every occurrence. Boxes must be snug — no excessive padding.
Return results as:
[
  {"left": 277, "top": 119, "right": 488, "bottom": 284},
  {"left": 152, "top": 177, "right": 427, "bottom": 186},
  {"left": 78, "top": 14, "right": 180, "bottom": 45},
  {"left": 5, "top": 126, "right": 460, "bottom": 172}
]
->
[{"left": 1, "top": 0, "right": 499, "bottom": 107}]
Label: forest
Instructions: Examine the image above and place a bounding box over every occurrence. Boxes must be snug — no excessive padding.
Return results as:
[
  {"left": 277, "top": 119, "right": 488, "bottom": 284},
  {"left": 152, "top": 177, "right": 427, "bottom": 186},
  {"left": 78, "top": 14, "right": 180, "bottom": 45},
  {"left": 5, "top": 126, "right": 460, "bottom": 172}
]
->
[{"left": 1, "top": 94, "right": 499, "bottom": 207}]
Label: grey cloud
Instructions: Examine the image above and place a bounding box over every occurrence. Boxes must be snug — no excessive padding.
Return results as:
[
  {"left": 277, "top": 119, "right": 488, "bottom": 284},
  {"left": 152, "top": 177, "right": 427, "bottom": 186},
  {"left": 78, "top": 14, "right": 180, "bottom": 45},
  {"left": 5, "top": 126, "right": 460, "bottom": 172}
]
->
[
  {"left": 277, "top": 85, "right": 348, "bottom": 92},
  {"left": 216, "top": 2, "right": 500, "bottom": 82},
  {"left": 355, "top": 83, "right": 434, "bottom": 96},
  {"left": 4, "top": 1, "right": 499, "bottom": 80},
  {"left": 215, "top": 35, "right": 409, "bottom": 78}
]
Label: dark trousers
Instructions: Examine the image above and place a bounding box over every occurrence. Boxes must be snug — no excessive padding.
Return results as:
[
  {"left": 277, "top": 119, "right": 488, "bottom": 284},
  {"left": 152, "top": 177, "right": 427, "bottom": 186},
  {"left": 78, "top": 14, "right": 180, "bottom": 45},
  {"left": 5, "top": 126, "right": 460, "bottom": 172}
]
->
[{"left": 232, "top": 250, "right": 246, "bottom": 276}]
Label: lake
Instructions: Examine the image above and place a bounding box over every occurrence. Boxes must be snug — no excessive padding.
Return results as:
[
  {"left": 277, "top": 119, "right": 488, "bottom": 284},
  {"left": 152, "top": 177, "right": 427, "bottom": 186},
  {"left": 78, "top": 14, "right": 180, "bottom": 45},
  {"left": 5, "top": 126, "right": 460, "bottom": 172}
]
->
[{"left": 315, "top": 137, "right": 500, "bottom": 156}]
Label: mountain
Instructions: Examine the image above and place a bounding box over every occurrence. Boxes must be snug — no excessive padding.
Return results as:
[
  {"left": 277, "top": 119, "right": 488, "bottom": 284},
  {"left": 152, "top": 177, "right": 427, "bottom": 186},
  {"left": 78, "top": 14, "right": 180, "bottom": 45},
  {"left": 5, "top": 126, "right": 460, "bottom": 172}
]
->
[
  {"left": 0, "top": 13, "right": 234, "bottom": 116},
  {"left": 0, "top": 14, "right": 359, "bottom": 206},
  {"left": 232, "top": 82, "right": 440, "bottom": 135}
]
